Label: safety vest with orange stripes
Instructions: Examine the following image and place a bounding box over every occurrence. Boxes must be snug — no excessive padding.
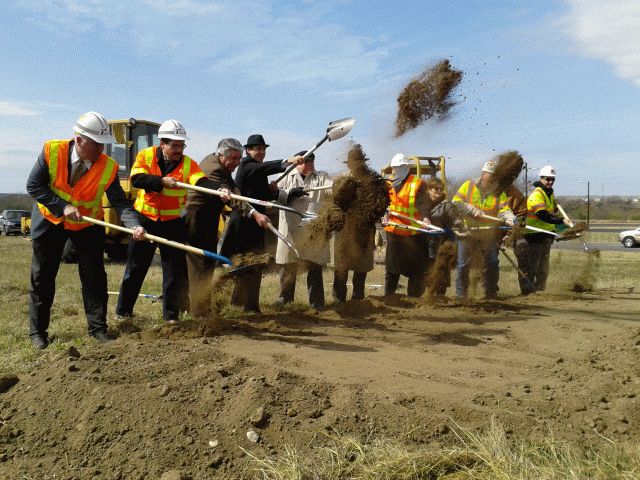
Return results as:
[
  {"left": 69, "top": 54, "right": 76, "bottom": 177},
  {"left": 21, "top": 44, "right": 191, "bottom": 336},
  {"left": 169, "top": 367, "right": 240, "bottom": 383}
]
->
[
  {"left": 384, "top": 175, "right": 424, "bottom": 236},
  {"left": 131, "top": 146, "right": 206, "bottom": 221},
  {"left": 526, "top": 186, "right": 557, "bottom": 233},
  {"left": 38, "top": 139, "right": 118, "bottom": 230},
  {"left": 452, "top": 180, "right": 509, "bottom": 228}
]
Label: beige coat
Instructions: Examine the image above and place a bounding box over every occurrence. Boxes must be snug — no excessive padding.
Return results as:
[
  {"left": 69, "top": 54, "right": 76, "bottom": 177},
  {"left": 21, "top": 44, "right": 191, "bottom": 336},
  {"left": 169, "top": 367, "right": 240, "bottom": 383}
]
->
[{"left": 275, "top": 168, "right": 332, "bottom": 265}]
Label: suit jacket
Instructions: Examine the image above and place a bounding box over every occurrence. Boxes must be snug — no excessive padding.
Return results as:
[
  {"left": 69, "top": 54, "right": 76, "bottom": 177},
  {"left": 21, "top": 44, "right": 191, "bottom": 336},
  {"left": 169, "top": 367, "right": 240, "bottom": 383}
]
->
[
  {"left": 26, "top": 140, "right": 141, "bottom": 240},
  {"left": 220, "top": 154, "right": 287, "bottom": 256}
]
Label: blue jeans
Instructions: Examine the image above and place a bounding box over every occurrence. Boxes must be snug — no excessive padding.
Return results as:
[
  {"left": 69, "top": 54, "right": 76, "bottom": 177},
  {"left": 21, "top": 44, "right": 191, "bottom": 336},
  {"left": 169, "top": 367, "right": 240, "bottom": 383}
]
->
[{"left": 455, "top": 236, "right": 499, "bottom": 298}]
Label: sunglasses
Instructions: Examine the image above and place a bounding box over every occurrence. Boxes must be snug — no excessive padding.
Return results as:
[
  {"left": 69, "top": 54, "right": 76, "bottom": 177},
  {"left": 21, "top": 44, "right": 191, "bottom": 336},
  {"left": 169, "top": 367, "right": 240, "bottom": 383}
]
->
[{"left": 541, "top": 176, "right": 555, "bottom": 182}]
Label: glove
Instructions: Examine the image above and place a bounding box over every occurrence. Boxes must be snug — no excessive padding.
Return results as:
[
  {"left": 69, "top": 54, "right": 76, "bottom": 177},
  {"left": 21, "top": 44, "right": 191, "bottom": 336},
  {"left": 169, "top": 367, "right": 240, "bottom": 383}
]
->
[{"left": 287, "top": 186, "right": 309, "bottom": 202}]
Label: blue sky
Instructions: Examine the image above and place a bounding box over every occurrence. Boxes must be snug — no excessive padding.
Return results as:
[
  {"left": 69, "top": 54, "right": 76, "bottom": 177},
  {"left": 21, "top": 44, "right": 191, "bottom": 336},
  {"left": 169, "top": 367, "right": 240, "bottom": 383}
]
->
[{"left": 1, "top": 0, "right": 639, "bottom": 195}]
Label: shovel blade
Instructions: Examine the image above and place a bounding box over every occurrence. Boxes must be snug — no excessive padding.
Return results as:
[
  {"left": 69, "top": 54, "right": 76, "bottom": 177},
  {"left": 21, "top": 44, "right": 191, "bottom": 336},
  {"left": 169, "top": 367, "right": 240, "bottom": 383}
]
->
[{"left": 327, "top": 117, "right": 355, "bottom": 141}]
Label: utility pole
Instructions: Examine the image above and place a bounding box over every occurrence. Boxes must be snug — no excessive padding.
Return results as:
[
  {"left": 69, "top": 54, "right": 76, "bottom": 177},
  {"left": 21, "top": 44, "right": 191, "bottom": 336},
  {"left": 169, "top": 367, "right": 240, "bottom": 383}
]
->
[{"left": 579, "top": 180, "right": 590, "bottom": 227}]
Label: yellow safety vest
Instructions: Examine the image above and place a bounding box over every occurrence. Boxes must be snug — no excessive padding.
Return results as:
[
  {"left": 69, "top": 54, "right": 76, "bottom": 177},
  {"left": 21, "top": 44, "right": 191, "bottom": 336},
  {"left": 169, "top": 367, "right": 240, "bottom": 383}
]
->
[
  {"left": 526, "top": 186, "right": 557, "bottom": 233},
  {"left": 452, "top": 180, "right": 509, "bottom": 227}
]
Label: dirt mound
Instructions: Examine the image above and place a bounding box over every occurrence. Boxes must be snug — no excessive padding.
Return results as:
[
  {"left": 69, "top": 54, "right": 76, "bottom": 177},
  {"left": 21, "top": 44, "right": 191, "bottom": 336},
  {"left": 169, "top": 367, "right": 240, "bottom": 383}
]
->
[
  {"left": 395, "top": 59, "right": 463, "bottom": 137},
  {"left": 1, "top": 293, "right": 639, "bottom": 479}
]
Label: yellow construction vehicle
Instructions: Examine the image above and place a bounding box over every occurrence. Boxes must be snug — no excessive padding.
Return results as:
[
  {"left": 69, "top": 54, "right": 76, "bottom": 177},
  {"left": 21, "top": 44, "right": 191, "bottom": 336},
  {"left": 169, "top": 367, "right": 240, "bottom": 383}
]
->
[
  {"left": 102, "top": 118, "right": 160, "bottom": 259},
  {"left": 381, "top": 155, "right": 447, "bottom": 190}
]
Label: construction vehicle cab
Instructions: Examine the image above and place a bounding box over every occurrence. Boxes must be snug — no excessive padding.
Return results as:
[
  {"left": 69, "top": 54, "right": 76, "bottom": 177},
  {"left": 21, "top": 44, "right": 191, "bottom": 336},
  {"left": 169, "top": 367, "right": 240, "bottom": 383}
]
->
[
  {"left": 102, "top": 118, "right": 160, "bottom": 259},
  {"left": 381, "top": 155, "right": 447, "bottom": 191}
]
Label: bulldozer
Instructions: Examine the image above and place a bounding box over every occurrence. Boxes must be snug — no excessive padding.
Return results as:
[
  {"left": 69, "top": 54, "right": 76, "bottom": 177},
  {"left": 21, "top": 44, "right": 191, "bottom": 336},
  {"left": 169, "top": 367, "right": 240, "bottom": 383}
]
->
[
  {"left": 380, "top": 155, "right": 447, "bottom": 190},
  {"left": 101, "top": 118, "right": 160, "bottom": 259}
]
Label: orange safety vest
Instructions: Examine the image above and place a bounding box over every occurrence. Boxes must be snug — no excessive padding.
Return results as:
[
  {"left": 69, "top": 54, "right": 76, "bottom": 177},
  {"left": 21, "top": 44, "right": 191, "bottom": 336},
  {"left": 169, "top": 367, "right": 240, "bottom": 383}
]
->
[
  {"left": 384, "top": 175, "right": 424, "bottom": 236},
  {"left": 38, "top": 139, "right": 118, "bottom": 231},
  {"left": 132, "top": 146, "right": 206, "bottom": 221}
]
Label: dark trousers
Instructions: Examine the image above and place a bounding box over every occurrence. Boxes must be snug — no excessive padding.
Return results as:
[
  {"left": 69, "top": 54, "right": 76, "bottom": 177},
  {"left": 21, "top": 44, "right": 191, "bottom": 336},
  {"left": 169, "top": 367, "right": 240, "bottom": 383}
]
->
[
  {"left": 332, "top": 270, "right": 367, "bottom": 301},
  {"left": 29, "top": 224, "right": 108, "bottom": 337},
  {"left": 513, "top": 237, "right": 534, "bottom": 294},
  {"left": 526, "top": 236, "right": 553, "bottom": 291},
  {"left": 116, "top": 217, "right": 189, "bottom": 321},
  {"left": 278, "top": 261, "right": 325, "bottom": 309},
  {"left": 384, "top": 272, "right": 427, "bottom": 297},
  {"left": 230, "top": 265, "right": 263, "bottom": 312}
]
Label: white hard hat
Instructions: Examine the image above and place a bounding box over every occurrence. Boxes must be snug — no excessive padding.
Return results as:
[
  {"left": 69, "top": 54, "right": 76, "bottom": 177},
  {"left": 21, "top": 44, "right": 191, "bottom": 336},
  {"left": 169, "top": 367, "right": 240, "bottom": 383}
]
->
[
  {"left": 390, "top": 153, "right": 410, "bottom": 167},
  {"left": 158, "top": 119, "right": 190, "bottom": 141},
  {"left": 481, "top": 160, "right": 496, "bottom": 174},
  {"left": 539, "top": 165, "right": 556, "bottom": 177},
  {"left": 73, "top": 111, "right": 114, "bottom": 144}
]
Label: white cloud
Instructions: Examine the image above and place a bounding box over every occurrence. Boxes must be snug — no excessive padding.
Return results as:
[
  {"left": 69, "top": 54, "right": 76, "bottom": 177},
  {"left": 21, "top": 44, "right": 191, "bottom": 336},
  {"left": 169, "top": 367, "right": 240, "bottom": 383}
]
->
[
  {"left": 564, "top": 0, "right": 640, "bottom": 86},
  {"left": 0, "top": 101, "right": 39, "bottom": 117},
  {"left": 16, "top": 0, "right": 391, "bottom": 88}
]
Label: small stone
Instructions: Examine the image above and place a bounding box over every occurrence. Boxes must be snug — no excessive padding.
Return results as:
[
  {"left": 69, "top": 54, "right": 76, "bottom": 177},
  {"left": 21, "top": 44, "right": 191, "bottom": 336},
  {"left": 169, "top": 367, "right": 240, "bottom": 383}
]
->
[
  {"left": 286, "top": 408, "right": 298, "bottom": 417},
  {"left": 159, "top": 385, "right": 171, "bottom": 397},
  {"left": 68, "top": 364, "right": 79, "bottom": 372},
  {"left": 208, "top": 440, "right": 219, "bottom": 448},
  {"left": 249, "top": 406, "right": 267, "bottom": 426},
  {"left": 246, "top": 430, "right": 260, "bottom": 443}
]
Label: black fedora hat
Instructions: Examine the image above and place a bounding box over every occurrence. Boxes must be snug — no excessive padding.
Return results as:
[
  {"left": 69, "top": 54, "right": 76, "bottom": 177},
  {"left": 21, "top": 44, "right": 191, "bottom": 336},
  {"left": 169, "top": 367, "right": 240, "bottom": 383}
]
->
[{"left": 244, "top": 134, "right": 270, "bottom": 148}]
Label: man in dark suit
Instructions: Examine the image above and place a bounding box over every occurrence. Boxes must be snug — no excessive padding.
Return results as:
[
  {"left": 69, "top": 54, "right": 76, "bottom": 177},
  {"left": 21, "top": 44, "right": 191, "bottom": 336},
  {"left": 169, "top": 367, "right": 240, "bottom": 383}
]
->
[
  {"left": 219, "top": 134, "right": 304, "bottom": 313},
  {"left": 185, "top": 138, "right": 270, "bottom": 317},
  {"left": 26, "top": 111, "right": 145, "bottom": 349}
]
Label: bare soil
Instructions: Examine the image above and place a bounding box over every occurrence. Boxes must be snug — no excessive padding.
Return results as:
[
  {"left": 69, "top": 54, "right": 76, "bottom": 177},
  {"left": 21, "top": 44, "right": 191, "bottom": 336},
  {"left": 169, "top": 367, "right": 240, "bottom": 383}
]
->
[{"left": 1, "top": 290, "right": 639, "bottom": 479}]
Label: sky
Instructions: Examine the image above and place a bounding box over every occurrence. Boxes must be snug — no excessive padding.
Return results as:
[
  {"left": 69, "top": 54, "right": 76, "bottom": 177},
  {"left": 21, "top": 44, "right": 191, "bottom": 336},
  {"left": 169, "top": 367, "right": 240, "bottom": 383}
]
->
[{"left": 1, "top": 0, "right": 639, "bottom": 196}]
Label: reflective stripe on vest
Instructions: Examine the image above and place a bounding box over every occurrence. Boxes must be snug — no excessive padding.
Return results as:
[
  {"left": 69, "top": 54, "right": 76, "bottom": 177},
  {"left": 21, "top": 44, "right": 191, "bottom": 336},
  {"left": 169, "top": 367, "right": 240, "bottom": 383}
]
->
[
  {"left": 452, "top": 180, "right": 508, "bottom": 228},
  {"left": 133, "top": 146, "right": 206, "bottom": 221},
  {"left": 526, "top": 186, "right": 556, "bottom": 233},
  {"left": 384, "top": 175, "right": 423, "bottom": 236},
  {"left": 37, "top": 139, "right": 117, "bottom": 230}
]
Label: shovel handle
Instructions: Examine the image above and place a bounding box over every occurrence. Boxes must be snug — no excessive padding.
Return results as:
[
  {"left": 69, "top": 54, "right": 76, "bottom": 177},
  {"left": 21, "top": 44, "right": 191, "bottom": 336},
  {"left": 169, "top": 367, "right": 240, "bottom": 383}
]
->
[
  {"left": 82, "top": 216, "right": 232, "bottom": 264},
  {"left": 555, "top": 203, "right": 574, "bottom": 227},
  {"left": 272, "top": 136, "right": 329, "bottom": 185}
]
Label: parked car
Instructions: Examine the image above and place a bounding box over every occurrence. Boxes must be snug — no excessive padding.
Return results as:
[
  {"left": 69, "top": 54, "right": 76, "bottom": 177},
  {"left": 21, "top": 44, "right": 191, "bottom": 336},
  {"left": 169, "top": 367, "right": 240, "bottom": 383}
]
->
[
  {"left": 619, "top": 226, "right": 640, "bottom": 248},
  {"left": 0, "top": 210, "right": 31, "bottom": 236}
]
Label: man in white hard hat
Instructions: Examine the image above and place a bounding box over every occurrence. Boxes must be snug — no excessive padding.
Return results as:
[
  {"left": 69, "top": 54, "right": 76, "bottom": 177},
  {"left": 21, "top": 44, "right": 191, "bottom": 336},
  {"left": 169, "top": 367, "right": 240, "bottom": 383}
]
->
[
  {"left": 185, "top": 138, "right": 270, "bottom": 318},
  {"left": 524, "top": 165, "right": 570, "bottom": 292},
  {"left": 382, "top": 153, "right": 433, "bottom": 297},
  {"left": 116, "top": 119, "right": 223, "bottom": 323},
  {"left": 26, "top": 111, "right": 146, "bottom": 349},
  {"left": 452, "top": 160, "right": 515, "bottom": 300},
  {"left": 275, "top": 150, "right": 331, "bottom": 310}
]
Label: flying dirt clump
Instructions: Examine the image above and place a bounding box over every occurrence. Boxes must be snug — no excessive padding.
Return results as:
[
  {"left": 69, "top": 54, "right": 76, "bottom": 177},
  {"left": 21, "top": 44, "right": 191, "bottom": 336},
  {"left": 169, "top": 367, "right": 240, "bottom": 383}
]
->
[
  {"left": 395, "top": 59, "right": 463, "bottom": 137},
  {"left": 306, "top": 144, "right": 389, "bottom": 250},
  {"left": 493, "top": 150, "right": 524, "bottom": 192},
  {"left": 427, "top": 240, "right": 457, "bottom": 297}
]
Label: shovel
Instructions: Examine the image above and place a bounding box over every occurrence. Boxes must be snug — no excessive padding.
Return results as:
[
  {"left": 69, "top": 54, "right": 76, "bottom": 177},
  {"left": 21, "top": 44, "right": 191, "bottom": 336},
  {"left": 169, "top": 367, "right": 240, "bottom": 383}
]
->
[
  {"left": 175, "top": 182, "right": 314, "bottom": 219},
  {"left": 384, "top": 221, "right": 443, "bottom": 236},
  {"left": 265, "top": 221, "right": 300, "bottom": 258},
  {"left": 480, "top": 213, "right": 559, "bottom": 238},
  {"left": 498, "top": 247, "right": 535, "bottom": 292},
  {"left": 556, "top": 203, "right": 590, "bottom": 252},
  {"left": 387, "top": 210, "right": 444, "bottom": 233},
  {"left": 82, "top": 216, "right": 233, "bottom": 264},
  {"left": 272, "top": 117, "right": 355, "bottom": 184}
]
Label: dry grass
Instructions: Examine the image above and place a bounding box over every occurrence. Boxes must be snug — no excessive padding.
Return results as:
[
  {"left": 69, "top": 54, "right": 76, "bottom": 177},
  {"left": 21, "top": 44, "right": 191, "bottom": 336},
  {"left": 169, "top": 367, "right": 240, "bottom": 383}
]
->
[{"left": 246, "top": 421, "right": 640, "bottom": 479}]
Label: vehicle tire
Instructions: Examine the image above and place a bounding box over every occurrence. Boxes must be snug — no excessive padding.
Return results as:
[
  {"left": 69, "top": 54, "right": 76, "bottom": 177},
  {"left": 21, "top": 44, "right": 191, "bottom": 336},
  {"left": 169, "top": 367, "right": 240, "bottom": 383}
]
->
[
  {"left": 62, "top": 239, "right": 79, "bottom": 263},
  {"left": 622, "top": 236, "right": 637, "bottom": 248}
]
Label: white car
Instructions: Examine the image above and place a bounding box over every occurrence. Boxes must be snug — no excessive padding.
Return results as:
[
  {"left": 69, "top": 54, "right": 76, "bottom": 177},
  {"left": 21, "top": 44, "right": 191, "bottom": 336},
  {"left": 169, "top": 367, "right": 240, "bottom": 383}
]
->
[{"left": 619, "top": 226, "right": 640, "bottom": 248}]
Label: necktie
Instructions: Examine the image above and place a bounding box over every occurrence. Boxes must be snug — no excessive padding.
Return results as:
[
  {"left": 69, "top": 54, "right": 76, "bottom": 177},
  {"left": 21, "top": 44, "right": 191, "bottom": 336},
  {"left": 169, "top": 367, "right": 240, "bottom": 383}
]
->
[{"left": 70, "top": 160, "right": 87, "bottom": 187}]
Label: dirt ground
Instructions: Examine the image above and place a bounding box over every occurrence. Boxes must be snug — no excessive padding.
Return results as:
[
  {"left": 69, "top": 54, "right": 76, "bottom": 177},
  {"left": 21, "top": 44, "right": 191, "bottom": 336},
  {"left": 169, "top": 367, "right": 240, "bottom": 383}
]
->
[{"left": 1, "top": 289, "right": 639, "bottom": 479}]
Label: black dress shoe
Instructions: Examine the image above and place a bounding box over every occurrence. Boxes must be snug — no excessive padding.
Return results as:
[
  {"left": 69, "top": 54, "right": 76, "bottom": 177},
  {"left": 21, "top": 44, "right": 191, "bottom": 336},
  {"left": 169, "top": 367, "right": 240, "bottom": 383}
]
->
[
  {"left": 91, "top": 331, "right": 113, "bottom": 343},
  {"left": 31, "top": 335, "right": 49, "bottom": 350}
]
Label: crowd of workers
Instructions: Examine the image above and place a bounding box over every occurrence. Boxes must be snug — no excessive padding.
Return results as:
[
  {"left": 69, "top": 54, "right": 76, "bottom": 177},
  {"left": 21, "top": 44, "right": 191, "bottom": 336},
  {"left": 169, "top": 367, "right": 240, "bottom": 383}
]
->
[{"left": 25, "top": 111, "right": 571, "bottom": 349}]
